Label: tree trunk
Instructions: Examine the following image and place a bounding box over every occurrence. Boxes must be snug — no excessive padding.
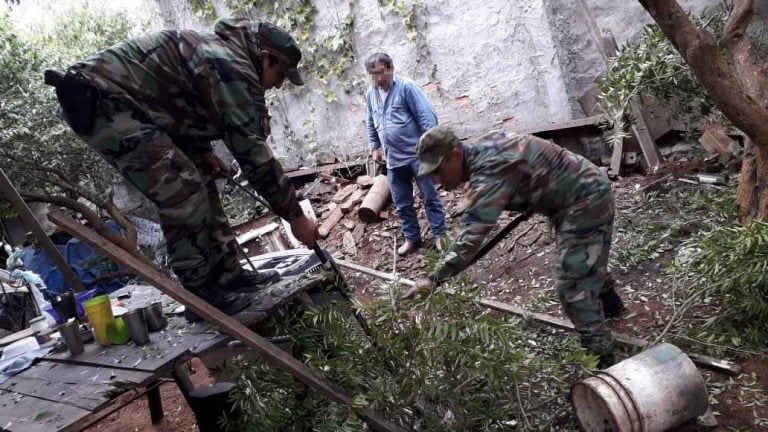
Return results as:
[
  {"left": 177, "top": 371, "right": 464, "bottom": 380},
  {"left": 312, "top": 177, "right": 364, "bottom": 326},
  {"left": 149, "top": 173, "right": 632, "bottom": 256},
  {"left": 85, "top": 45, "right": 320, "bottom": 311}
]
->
[{"left": 639, "top": 0, "right": 768, "bottom": 221}]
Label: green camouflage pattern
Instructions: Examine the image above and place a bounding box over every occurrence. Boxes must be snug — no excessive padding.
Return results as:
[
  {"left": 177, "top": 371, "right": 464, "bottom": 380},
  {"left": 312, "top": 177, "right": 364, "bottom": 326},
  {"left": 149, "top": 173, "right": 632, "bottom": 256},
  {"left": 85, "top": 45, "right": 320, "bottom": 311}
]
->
[
  {"left": 64, "top": 18, "right": 304, "bottom": 289},
  {"left": 431, "top": 130, "right": 615, "bottom": 355}
]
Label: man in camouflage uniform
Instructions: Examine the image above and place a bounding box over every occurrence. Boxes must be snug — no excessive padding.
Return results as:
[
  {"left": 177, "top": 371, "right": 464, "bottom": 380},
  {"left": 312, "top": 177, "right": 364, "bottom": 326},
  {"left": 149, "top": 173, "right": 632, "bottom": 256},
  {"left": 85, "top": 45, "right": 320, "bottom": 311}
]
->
[
  {"left": 47, "top": 18, "right": 318, "bottom": 319},
  {"left": 405, "top": 125, "right": 626, "bottom": 362}
]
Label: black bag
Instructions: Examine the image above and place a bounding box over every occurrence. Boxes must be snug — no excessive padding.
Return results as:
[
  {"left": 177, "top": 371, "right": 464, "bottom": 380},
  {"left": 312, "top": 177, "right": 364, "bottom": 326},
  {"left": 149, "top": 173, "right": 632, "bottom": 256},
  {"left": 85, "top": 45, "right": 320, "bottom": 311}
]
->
[{"left": 44, "top": 69, "right": 99, "bottom": 135}]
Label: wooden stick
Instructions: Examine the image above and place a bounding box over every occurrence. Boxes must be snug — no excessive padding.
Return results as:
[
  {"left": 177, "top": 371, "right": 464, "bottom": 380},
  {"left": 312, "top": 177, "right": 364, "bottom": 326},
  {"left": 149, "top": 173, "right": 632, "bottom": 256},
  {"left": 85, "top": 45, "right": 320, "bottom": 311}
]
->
[
  {"left": 0, "top": 168, "right": 86, "bottom": 292},
  {"left": 336, "top": 259, "right": 742, "bottom": 377},
  {"left": 47, "top": 210, "right": 405, "bottom": 432}
]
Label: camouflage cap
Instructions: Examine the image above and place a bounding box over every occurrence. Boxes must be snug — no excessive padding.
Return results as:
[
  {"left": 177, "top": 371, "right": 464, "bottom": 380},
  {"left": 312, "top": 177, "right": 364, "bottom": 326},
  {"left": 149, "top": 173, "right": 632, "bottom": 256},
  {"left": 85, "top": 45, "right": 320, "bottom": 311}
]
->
[
  {"left": 417, "top": 125, "right": 461, "bottom": 177},
  {"left": 258, "top": 22, "right": 304, "bottom": 86}
]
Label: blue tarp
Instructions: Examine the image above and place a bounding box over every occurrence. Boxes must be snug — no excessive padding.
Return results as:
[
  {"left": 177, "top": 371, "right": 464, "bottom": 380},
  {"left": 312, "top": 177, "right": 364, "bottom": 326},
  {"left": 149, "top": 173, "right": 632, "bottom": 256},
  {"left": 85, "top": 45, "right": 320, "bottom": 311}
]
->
[{"left": 21, "top": 220, "right": 125, "bottom": 295}]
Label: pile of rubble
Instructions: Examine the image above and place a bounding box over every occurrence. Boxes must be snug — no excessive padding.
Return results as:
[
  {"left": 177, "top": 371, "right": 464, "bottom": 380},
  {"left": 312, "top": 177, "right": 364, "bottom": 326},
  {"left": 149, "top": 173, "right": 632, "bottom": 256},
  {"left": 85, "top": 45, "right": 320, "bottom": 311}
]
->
[{"left": 298, "top": 173, "right": 466, "bottom": 275}]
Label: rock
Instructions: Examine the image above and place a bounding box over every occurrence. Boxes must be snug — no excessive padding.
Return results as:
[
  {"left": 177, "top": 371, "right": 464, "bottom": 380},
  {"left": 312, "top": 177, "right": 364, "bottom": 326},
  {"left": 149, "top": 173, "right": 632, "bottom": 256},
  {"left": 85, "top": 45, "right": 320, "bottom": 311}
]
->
[
  {"left": 342, "top": 219, "right": 356, "bottom": 230},
  {"left": 331, "top": 184, "right": 357, "bottom": 204},
  {"left": 352, "top": 223, "right": 365, "bottom": 243},
  {"left": 356, "top": 175, "right": 374, "bottom": 187},
  {"left": 342, "top": 231, "right": 357, "bottom": 257}
]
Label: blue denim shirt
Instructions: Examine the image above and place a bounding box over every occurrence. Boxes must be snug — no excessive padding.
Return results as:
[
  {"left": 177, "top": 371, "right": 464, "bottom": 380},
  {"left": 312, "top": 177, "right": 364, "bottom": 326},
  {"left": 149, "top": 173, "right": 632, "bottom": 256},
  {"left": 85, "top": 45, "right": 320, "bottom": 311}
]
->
[{"left": 366, "top": 76, "right": 438, "bottom": 169}]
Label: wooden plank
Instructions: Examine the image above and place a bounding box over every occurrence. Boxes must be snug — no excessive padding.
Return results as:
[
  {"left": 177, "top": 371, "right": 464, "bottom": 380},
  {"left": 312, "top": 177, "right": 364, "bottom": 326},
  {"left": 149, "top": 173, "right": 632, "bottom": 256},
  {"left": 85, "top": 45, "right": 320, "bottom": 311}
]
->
[
  {"left": 318, "top": 206, "right": 344, "bottom": 238},
  {"left": 47, "top": 210, "right": 405, "bottom": 432},
  {"left": 331, "top": 184, "right": 357, "bottom": 204},
  {"left": 46, "top": 326, "right": 226, "bottom": 372},
  {"left": 6, "top": 361, "right": 152, "bottom": 387},
  {"left": 0, "top": 329, "right": 33, "bottom": 348},
  {"left": 607, "top": 136, "right": 624, "bottom": 178},
  {"left": 629, "top": 98, "right": 663, "bottom": 170},
  {"left": 520, "top": 115, "right": 604, "bottom": 136},
  {"left": 335, "top": 259, "right": 742, "bottom": 376},
  {"left": 0, "top": 169, "right": 86, "bottom": 292},
  {"left": 0, "top": 389, "right": 89, "bottom": 432},
  {"left": 284, "top": 161, "right": 366, "bottom": 179},
  {"left": 0, "top": 375, "right": 117, "bottom": 411}
]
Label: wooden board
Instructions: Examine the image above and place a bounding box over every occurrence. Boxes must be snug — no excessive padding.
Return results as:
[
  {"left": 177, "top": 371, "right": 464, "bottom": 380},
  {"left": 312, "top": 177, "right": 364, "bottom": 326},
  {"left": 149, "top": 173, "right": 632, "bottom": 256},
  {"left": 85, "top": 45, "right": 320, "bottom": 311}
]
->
[
  {"left": 47, "top": 210, "right": 405, "bottom": 432},
  {"left": 0, "top": 375, "right": 118, "bottom": 411},
  {"left": 0, "top": 390, "right": 89, "bottom": 432},
  {"left": 46, "top": 327, "right": 226, "bottom": 373},
  {"left": 4, "top": 361, "right": 153, "bottom": 388},
  {"left": 0, "top": 329, "right": 34, "bottom": 348}
]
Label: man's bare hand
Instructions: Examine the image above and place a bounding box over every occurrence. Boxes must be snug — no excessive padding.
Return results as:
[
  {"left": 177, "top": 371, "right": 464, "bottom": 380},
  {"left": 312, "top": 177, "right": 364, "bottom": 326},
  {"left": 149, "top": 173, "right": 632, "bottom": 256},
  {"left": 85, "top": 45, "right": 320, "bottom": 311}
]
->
[
  {"left": 371, "top": 149, "right": 383, "bottom": 163},
  {"left": 401, "top": 278, "right": 434, "bottom": 300},
  {"left": 202, "top": 152, "right": 230, "bottom": 179},
  {"left": 290, "top": 215, "right": 319, "bottom": 247}
]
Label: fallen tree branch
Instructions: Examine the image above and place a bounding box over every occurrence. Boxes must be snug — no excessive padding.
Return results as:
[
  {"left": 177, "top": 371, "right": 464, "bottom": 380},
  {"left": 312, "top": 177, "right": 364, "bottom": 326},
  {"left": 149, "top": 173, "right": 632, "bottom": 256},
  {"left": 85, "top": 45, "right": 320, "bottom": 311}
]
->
[{"left": 337, "top": 259, "right": 742, "bottom": 376}]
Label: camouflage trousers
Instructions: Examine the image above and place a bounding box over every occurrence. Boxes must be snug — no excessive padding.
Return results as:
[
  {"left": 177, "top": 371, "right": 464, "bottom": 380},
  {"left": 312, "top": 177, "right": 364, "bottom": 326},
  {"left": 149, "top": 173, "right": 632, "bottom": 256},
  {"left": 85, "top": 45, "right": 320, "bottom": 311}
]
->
[
  {"left": 78, "top": 98, "right": 241, "bottom": 290},
  {"left": 552, "top": 182, "right": 616, "bottom": 356}
]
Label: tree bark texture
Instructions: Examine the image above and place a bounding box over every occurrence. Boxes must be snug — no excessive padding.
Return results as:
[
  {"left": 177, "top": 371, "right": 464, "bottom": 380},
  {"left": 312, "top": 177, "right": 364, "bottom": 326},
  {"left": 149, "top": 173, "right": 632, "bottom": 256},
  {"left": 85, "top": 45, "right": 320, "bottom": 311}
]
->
[{"left": 639, "top": 0, "right": 768, "bottom": 221}]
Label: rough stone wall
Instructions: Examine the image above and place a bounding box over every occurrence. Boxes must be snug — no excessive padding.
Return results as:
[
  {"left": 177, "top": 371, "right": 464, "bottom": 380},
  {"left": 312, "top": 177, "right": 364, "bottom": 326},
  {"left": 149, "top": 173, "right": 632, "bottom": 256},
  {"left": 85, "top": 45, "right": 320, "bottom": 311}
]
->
[{"left": 6, "top": 0, "right": 741, "bottom": 168}]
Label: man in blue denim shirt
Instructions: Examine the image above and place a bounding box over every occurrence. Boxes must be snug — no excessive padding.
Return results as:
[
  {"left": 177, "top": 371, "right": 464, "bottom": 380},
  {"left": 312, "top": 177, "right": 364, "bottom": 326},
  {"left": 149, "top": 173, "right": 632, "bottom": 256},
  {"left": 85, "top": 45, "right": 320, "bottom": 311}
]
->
[{"left": 365, "top": 52, "right": 446, "bottom": 256}]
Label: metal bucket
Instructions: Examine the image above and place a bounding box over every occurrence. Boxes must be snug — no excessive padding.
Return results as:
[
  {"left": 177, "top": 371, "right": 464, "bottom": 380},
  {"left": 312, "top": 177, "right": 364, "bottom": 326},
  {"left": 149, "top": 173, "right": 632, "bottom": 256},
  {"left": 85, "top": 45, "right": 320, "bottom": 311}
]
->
[{"left": 571, "top": 343, "right": 709, "bottom": 432}]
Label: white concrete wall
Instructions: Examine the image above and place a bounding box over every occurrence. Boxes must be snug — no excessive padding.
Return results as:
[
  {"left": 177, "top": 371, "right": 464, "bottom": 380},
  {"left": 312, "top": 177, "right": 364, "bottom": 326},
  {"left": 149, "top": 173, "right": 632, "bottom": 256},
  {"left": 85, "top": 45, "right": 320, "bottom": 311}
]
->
[{"left": 5, "top": 0, "right": 735, "bottom": 169}]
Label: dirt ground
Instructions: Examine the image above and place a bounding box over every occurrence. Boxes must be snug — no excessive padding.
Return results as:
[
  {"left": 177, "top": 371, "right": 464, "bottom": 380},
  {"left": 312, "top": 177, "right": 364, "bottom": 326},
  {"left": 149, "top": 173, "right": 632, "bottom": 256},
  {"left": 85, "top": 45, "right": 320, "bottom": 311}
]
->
[{"left": 93, "top": 171, "right": 766, "bottom": 431}]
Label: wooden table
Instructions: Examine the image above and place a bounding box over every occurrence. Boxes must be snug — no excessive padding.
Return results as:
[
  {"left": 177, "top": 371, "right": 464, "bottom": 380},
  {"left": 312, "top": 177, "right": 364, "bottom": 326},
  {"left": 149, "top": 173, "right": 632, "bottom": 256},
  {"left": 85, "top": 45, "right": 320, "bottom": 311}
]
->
[{"left": 0, "top": 272, "right": 329, "bottom": 431}]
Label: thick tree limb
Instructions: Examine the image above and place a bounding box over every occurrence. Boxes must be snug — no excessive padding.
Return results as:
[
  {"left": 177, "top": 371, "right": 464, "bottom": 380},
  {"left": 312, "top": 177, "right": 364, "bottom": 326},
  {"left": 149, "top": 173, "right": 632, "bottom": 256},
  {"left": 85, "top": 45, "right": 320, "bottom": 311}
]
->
[
  {"left": 20, "top": 191, "right": 145, "bottom": 263},
  {"left": 721, "top": 0, "right": 768, "bottom": 105},
  {"left": 639, "top": 0, "right": 768, "bottom": 146}
]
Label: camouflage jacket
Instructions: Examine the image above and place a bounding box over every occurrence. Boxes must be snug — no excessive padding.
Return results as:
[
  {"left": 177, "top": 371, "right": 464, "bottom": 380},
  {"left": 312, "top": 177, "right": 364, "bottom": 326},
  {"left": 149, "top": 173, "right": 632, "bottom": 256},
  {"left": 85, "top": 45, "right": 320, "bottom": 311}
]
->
[
  {"left": 431, "top": 130, "right": 612, "bottom": 282},
  {"left": 72, "top": 18, "right": 303, "bottom": 220}
]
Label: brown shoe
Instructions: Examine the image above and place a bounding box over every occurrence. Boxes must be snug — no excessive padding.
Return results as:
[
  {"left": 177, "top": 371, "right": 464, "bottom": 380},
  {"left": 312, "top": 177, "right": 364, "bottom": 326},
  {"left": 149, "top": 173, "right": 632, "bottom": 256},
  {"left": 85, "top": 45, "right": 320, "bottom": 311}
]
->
[{"left": 397, "top": 239, "right": 422, "bottom": 256}]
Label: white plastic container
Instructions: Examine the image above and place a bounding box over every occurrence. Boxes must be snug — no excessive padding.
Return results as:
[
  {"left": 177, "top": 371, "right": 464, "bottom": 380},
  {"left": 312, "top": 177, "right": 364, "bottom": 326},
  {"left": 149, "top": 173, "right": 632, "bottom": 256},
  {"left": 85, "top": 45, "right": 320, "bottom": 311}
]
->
[{"left": 571, "top": 343, "right": 709, "bottom": 432}]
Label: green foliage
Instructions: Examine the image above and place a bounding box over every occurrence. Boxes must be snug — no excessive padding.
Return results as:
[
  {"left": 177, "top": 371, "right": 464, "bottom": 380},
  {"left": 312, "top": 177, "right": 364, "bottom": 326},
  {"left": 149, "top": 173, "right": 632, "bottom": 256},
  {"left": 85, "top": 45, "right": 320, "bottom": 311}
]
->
[
  {"left": 676, "top": 221, "right": 768, "bottom": 347},
  {"left": 378, "top": 0, "right": 424, "bottom": 41},
  {"left": 227, "top": 0, "right": 358, "bottom": 86},
  {"left": 189, "top": 0, "right": 217, "bottom": 22},
  {"left": 221, "top": 279, "right": 595, "bottom": 431},
  {"left": 612, "top": 180, "right": 737, "bottom": 269},
  {"left": 595, "top": 24, "right": 712, "bottom": 147},
  {"left": 0, "top": 7, "right": 138, "bottom": 207}
]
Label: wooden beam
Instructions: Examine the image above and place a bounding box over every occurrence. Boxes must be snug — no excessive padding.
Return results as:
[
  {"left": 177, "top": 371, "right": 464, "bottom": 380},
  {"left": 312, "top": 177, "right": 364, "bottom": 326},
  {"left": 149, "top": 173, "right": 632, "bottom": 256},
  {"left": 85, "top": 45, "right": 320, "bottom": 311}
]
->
[
  {"left": 336, "top": 260, "right": 742, "bottom": 377},
  {"left": 0, "top": 168, "right": 86, "bottom": 292},
  {"left": 47, "top": 210, "right": 405, "bottom": 432}
]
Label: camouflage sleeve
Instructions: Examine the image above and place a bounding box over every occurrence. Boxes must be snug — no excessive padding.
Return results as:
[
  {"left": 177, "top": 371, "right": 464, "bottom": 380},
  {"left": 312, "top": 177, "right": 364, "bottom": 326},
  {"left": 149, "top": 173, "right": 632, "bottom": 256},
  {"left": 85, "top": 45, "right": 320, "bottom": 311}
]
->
[
  {"left": 194, "top": 49, "right": 303, "bottom": 220},
  {"left": 430, "top": 175, "right": 514, "bottom": 283}
]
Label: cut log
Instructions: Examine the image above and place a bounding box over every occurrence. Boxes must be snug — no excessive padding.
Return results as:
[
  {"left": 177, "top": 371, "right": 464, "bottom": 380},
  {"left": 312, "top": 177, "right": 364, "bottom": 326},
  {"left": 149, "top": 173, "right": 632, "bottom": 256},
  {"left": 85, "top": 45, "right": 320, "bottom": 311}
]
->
[
  {"left": 331, "top": 184, "right": 357, "bottom": 204},
  {"left": 319, "top": 206, "right": 344, "bottom": 238},
  {"left": 356, "top": 175, "right": 374, "bottom": 188},
  {"left": 340, "top": 189, "right": 366, "bottom": 213},
  {"left": 358, "top": 175, "right": 390, "bottom": 222}
]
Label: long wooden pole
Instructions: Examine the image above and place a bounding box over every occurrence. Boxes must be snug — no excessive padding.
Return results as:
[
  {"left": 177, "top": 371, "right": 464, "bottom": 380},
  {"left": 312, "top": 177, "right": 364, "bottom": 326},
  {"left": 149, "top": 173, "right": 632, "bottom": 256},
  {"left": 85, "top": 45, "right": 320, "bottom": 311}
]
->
[
  {"left": 336, "top": 259, "right": 742, "bottom": 377},
  {"left": 0, "top": 169, "right": 85, "bottom": 292},
  {"left": 47, "top": 210, "right": 405, "bottom": 432}
]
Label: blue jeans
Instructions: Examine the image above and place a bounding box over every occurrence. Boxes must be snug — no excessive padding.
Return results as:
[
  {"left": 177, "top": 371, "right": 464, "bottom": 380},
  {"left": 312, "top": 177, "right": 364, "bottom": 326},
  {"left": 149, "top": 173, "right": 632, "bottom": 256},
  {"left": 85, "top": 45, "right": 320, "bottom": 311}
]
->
[{"left": 387, "top": 159, "right": 446, "bottom": 242}]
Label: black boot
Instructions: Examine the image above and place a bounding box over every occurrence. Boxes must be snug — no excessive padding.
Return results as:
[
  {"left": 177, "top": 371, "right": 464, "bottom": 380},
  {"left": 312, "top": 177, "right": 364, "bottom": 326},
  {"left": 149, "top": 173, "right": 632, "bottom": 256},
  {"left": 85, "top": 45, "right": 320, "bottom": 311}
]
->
[
  {"left": 184, "top": 288, "right": 253, "bottom": 323},
  {"left": 221, "top": 269, "right": 280, "bottom": 293},
  {"left": 600, "top": 288, "right": 627, "bottom": 319}
]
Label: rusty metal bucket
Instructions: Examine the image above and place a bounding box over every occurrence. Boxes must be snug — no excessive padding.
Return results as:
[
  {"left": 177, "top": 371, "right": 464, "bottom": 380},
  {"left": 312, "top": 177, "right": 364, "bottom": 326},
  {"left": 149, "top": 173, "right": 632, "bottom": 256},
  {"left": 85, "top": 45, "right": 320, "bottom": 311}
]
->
[{"left": 571, "top": 343, "right": 709, "bottom": 432}]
